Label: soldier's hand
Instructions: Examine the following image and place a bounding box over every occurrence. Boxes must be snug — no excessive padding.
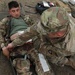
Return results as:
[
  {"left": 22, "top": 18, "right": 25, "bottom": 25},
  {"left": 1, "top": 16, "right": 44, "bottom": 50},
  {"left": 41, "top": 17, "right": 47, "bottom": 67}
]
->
[
  {"left": 2, "top": 47, "right": 10, "bottom": 59},
  {"left": 6, "top": 43, "right": 14, "bottom": 51}
]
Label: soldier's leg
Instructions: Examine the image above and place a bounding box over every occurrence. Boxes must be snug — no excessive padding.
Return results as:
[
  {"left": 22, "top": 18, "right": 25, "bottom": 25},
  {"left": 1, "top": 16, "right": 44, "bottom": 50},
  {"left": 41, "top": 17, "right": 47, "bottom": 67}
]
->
[
  {"left": 13, "top": 58, "right": 32, "bottom": 75},
  {"left": 11, "top": 46, "right": 32, "bottom": 75},
  {"left": 29, "top": 49, "right": 55, "bottom": 75}
]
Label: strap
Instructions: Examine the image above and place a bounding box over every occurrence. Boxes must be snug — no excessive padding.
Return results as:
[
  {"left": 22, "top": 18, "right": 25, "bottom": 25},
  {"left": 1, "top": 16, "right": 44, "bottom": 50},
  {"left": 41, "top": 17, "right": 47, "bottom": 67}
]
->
[{"left": 5, "top": 16, "right": 12, "bottom": 42}]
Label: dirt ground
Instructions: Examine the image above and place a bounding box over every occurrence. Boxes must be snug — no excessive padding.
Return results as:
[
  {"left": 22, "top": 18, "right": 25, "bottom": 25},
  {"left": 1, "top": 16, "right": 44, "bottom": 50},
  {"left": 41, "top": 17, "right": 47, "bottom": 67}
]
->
[
  {"left": 0, "top": 0, "right": 75, "bottom": 75},
  {"left": 0, "top": 0, "right": 56, "bottom": 21}
]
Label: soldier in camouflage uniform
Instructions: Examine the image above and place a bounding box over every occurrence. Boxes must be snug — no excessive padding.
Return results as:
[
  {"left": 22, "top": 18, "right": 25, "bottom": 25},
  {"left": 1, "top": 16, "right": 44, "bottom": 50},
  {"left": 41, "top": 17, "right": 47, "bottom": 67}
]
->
[
  {"left": 0, "top": 1, "right": 33, "bottom": 75},
  {"left": 6, "top": 7, "right": 75, "bottom": 74}
]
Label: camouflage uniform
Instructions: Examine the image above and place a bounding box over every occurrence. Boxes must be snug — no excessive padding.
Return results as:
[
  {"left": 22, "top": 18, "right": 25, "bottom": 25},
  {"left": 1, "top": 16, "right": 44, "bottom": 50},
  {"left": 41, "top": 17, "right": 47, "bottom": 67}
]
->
[
  {"left": 0, "top": 15, "right": 33, "bottom": 75},
  {"left": 11, "top": 7, "right": 75, "bottom": 74}
]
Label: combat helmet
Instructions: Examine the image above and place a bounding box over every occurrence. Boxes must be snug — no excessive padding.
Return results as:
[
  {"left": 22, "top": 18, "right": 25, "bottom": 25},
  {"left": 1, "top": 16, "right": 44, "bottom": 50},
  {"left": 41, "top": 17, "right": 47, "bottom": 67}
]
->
[{"left": 41, "top": 7, "right": 69, "bottom": 33}]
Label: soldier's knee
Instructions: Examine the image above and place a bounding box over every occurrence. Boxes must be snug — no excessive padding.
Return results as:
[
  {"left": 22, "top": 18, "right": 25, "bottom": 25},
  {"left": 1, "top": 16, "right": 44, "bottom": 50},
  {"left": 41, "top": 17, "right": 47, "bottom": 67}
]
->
[{"left": 13, "top": 58, "right": 32, "bottom": 75}]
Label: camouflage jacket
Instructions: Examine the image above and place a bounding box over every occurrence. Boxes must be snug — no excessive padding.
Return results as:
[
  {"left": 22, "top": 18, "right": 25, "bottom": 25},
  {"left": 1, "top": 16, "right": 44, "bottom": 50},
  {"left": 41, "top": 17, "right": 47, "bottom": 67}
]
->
[
  {"left": 0, "top": 15, "right": 33, "bottom": 49},
  {"left": 0, "top": 17, "right": 9, "bottom": 48}
]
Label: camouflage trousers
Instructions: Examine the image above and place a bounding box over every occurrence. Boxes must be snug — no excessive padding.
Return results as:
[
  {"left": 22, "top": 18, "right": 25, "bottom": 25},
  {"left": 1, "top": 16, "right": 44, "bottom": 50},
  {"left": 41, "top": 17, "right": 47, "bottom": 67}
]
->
[
  {"left": 11, "top": 46, "right": 54, "bottom": 75},
  {"left": 10, "top": 43, "right": 33, "bottom": 75}
]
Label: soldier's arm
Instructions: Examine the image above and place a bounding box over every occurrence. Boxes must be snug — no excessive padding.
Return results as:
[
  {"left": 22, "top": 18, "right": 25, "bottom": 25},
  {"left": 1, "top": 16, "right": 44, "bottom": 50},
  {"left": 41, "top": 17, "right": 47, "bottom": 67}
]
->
[
  {"left": 10, "top": 24, "right": 39, "bottom": 48},
  {"left": 24, "top": 15, "right": 34, "bottom": 26},
  {"left": 6, "top": 21, "right": 43, "bottom": 50},
  {"left": 0, "top": 18, "right": 9, "bottom": 49}
]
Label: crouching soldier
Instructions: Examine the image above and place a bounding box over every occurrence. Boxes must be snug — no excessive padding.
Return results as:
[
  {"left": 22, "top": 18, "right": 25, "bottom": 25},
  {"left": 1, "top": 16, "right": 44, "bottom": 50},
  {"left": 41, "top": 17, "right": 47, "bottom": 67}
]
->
[
  {"left": 4, "top": 7, "right": 75, "bottom": 75},
  {"left": 0, "top": 1, "right": 33, "bottom": 75}
]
